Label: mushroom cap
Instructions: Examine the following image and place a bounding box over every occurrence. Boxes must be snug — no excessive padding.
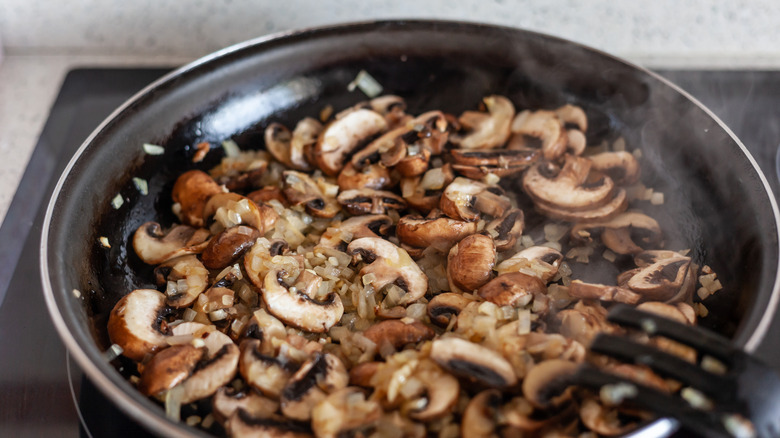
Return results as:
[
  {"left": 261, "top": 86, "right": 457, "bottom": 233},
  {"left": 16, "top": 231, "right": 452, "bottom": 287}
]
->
[
  {"left": 440, "top": 177, "right": 511, "bottom": 222},
  {"left": 451, "top": 95, "right": 515, "bottom": 149},
  {"left": 262, "top": 268, "right": 344, "bottom": 333},
  {"left": 478, "top": 272, "right": 546, "bottom": 307},
  {"left": 347, "top": 237, "right": 428, "bottom": 304},
  {"left": 211, "top": 386, "right": 280, "bottom": 426},
  {"left": 316, "top": 109, "right": 388, "bottom": 176},
  {"left": 447, "top": 234, "right": 496, "bottom": 292},
  {"left": 171, "top": 170, "right": 223, "bottom": 227},
  {"left": 522, "top": 359, "right": 577, "bottom": 408},
  {"left": 588, "top": 151, "right": 640, "bottom": 185},
  {"left": 554, "top": 104, "right": 588, "bottom": 132},
  {"left": 281, "top": 353, "right": 349, "bottom": 421},
  {"left": 426, "top": 293, "right": 474, "bottom": 327},
  {"left": 396, "top": 215, "right": 477, "bottom": 252},
  {"left": 264, "top": 122, "right": 294, "bottom": 167},
  {"left": 523, "top": 155, "right": 615, "bottom": 211},
  {"left": 132, "top": 222, "right": 210, "bottom": 265},
  {"left": 107, "top": 289, "right": 170, "bottom": 362},
  {"left": 201, "top": 225, "right": 260, "bottom": 269},
  {"left": 430, "top": 337, "right": 518, "bottom": 388},
  {"left": 137, "top": 343, "right": 205, "bottom": 397},
  {"left": 238, "top": 339, "right": 295, "bottom": 398},
  {"left": 362, "top": 319, "right": 435, "bottom": 350},
  {"left": 626, "top": 255, "right": 693, "bottom": 302}
]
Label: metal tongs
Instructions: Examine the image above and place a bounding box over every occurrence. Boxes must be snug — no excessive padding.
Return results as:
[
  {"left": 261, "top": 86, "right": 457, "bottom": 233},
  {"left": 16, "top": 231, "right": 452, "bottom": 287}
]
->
[{"left": 569, "top": 305, "right": 780, "bottom": 438}]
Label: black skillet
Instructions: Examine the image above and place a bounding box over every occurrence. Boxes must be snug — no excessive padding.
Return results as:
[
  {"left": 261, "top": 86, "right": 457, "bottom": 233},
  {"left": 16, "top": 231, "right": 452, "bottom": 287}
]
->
[{"left": 40, "top": 20, "right": 780, "bottom": 437}]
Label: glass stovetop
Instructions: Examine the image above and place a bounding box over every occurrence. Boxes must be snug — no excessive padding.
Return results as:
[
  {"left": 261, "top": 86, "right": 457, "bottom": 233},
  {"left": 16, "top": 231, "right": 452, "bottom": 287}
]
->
[{"left": 2, "top": 68, "right": 780, "bottom": 437}]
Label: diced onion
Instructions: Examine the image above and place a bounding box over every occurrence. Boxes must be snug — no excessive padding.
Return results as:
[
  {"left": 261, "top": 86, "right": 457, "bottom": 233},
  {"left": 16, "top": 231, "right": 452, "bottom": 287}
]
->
[
  {"left": 132, "top": 177, "right": 149, "bottom": 195},
  {"left": 104, "top": 344, "right": 124, "bottom": 361},
  {"left": 143, "top": 143, "right": 165, "bottom": 155},
  {"left": 111, "top": 194, "right": 124, "bottom": 209},
  {"left": 72, "top": 288, "right": 82, "bottom": 298},
  {"left": 221, "top": 139, "right": 241, "bottom": 158},
  {"left": 347, "top": 70, "right": 383, "bottom": 98},
  {"left": 165, "top": 385, "right": 185, "bottom": 422},
  {"left": 99, "top": 236, "right": 111, "bottom": 248}
]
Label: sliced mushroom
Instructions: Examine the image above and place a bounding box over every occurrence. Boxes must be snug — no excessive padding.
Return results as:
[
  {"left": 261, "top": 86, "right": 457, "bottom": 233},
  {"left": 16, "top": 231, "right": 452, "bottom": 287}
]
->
[
  {"left": 588, "top": 151, "right": 640, "bottom": 185},
  {"left": 280, "top": 353, "right": 349, "bottom": 421},
  {"left": 426, "top": 293, "right": 474, "bottom": 327},
  {"left": 523, "top": 155, "right": 615, "bottom": 212},
  {"left": 282, "top": 170, "right": 341, "bottom": 218},
  {"left": 406, "top": 110, "right": 450, "bottom": 155},
  {"left": 169, "top": 322, "right": 240, "bottom": 403},
  {"left": 496, "top": 246, "right": 564, "bottom": 282},
  {"left": 362, "top": 319, "right": 435, "bottom": 350},
  {"left": 262, "top": 267, "right": 344, "bottom": 333},
  {"left": 265, "top": 122, "right": 295, "bottom": 167},
  {"left": 430, "top": 337, "right": 517, "bottom": 388},
  {"left": 138, "top": 343, "right": 204, "bottom": 397},
  {"left": 227, "top": 409, "right": 312, "bottom": 438},
  {"left": 337, "top": 162, "right": 393, "bottom": 191},
  {"left": 239, "top": 338, "right": 297, "bottom": 398},
  {"left": 440, "top": 177, "right": 511, "bottom": 221},
  {"left": 201, "top": 225, "right": 260, "bottom": 269},
  {"left": 247, "top": 186, "right": 287, "bottom": 205},
  {"left": 634, "top": 250, "right": 684, "bottom": 267},
  {"left": 626, "top": 255, "right": 695, "bottom": 302},
  {"left": 348, "top": 237, "right": 428, "bottom": 304},
  {"left": 349, "top": 361, "right": 381, "bottom": 387},
  {"left": 570, "top": 211, "right": 662, "bottom": 255},
  {"left": 311, "top": 387, "right": 382, "bottom": 438},
  {"left": 337, "top": 188, "right": 406, "bottom": 215},
  {"left": 511, "top": 110, "right": 568, "bottom": 160},
  {"left": 132, "top": 222, "right": 210, "bottom": 265},
  {"left": 396, "top": 214, "right": 477, "bottom": 253},
  {"left": 318, "top": 214, "right": 393, "bottom": 250},
  {"left": 265, "top": 119, "right": 322, "bottom": 172},
  {"left": 566, "top": 128, "right": 587, "bottom": 156},
  {"left": 369, "top": 95, "right": 408, "bottom": 128},
  {"left": 350, "top": 126, "right": 408, "bottom": 170},
  {"left": 461, "top": 389, "right": 502, "bottom": 437},
  {"left": 485, "top": 208, "right": 525, "bottom": 251},
  {"left": 579, "top": 398, "right": 636, "bottom": 436},
  {"left": 395, "top": 146, "right": 431, "bottom": 177},
  {"left": 315, "top": 109, "right": 388, "bottom": 176},
  {"left": 478, "top": 272, "right": 546, "bottom": 308},
  {"left": 107, "top": 289, "right": 171, "bottom": 361},
  {"left": 451, "top": 95, "right": 515, "bottom": 149},
  {"left": 447, "top": 234, "right": 496, "bottom": 292},
  {"left": 212, "top": 386, "right": 280, "bottom": 426},
  {"left": 554, "top": 104, "right": 588, "bottom": 132},
  {"left": 450, "top": 148, "right": 539, "bottom": 179},
  {"left": 522, "top": 359, "right": 577, "bottom": 408},
  {"left": 403, "top": 359, "right": 460, "bottom": 422},
  {"left": 155, "top": 255, "right": 209, "bottom": 307},
  {"left": 557, "top": 302, "right": 614, "bottom": 346},
  {"left": 534, "top": 188, "right": 627, "bottom": 222},
  {"left": 568, "top": 280, "right": 641, "bottom": 305},
  {"left": 171, "top": 170, "right": 223, "bottom": 227}
]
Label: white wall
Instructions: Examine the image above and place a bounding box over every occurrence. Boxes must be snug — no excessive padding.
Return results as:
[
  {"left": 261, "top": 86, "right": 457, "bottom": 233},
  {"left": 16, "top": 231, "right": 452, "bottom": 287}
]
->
[{"left": 2, "top": 0, "right": 780, "bottom": 64}]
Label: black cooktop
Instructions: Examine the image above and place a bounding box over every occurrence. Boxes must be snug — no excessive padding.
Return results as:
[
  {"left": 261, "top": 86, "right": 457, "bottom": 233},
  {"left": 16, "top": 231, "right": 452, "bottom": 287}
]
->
[{"left": 1, "top": 68, "right": 780, "bottom": 437}]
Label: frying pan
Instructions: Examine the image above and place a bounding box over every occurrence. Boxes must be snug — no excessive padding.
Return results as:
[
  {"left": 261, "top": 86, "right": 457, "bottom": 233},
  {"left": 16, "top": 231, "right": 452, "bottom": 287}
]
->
[{"left": 40, "top": 20, "right": 780, "bottom": 436}]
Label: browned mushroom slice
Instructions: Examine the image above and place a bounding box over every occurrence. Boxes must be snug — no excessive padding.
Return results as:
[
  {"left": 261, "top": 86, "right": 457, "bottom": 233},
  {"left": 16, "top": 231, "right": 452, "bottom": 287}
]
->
[
  {"left": 447, "top": 234, "right": 496, "bottom": 292},
  {"left": 408, "top": 110, "right": 450, "bottom": 155},
  {"left": 430, "top": 337, "right": 518, "bottom": 388},
  {"left": 154, "top": 255, "right": 209, "bottom": 307},
  {"left": 485, "top": 208, "right": 524, "bottom": 251},
  {"left": 440, "top": 177, "right": 511, "bottom": 222},
  {"left": 396, "top": 214, "right": 476, "bottom": 252},
  {"left": 280, "top": 353, "right": 349, "bottom": 421},
  {"left": 557, "top": 302, "right": 614, "bottom": 346},
  {"left": 247, "top": 186, "right": 287, "bottom": 205},
  {"left": 201, "top": 225, "right": 260, "bottom": 269},
  {"left": 171, "top": 169, "right": 224, "bottom": 227},
  {"left": 534, "top": 188, "right": 628, "bottom": 223},
  {"left": 138, "top": 344, "right": 205, "bottom": 397},
  {"left": 522, "top": 359, "right": 577, "bottom": 409},
  {"left": 133, "top": 221, "right": 210, "bottom": 265},
  {"left": 450, "top": 148, "right": 539, "bottom": 178},
  {"left": 478, "top": 272, "right": 546, "bottom": 307},
  {"left": 337, "top": 162, "right": 393, "bottom": 191},
  {"left": 523, "top": 155, "right": 615, "bottom": 211},
  {"left": 318, "top": 214, "right": 393, "bottom": 250},
  {"left": 634, "top": 250, "right": 685, "bottom": 267},
  {"left": 426, "top": 293, "right": 474, "bottom": 327},
  {"left": 395, "top": 146, "right": 431, "bottom": 177},
  {"left": 107, "top": 289, "right": 170, "bottom": 361},
  {"left": 579, "top": 398, "right": 637, "bottom": 436},
  {"left": 588, "top": 151, "right": 641, "bottom": 185},
  {"left": 262, "top": 267, "right": 344, "bottom": 333},
  {"left": 337, "top": 188, "right": 406, "bottom": 215},
  {"left": 626, "top": 255, "right": 695, "bottom": 302},
  {"left": 451, "top": 95, "right": 515, "bottom": 149},
  {"left": 461, "top": 389, "right": 502, "bottom": 437},
  {"left": 290, "top": 117, "right": 322, "bottom": 171},
  {"left": 239, "top": 338, "right": 296, "bottom": 398},
  {"left": 349, "top": 362, "right": 381, "bottom": 387},
  {"left": 347, "top": 237, "right": 428, "bottom": 304},
  {"left": 281, "top": 170, "right": 340, "bottom": 218},
  {"left": 511, "top": 110, "right": 568, "bottom": 160},
  {"left": 363, "top": 319, "right": 434, "bottom": 351},
  {"left": 570, "top": 211, "right": 662, "bottom": 255},
  {"left": 203, "top": 192, "right": 268, "bottom": 232},
  {"left": 554, "top": 104, "right": 588, "bottom": 132},
  {"left": 369, "top": 95, "right": 409, "bottom": 128},
  {"left": 169, "top": 323, "right": 240, "bottom": 404},
  {"left": 568, "top": 280, "right": 641, "bottom": 305},
  {"left": 315, "top": 108, "right": 388, "bottom": 176},
  {"left": 311, "top": 387, "right": 382, "bottom": 438},
  {"left": 401, "top": 359, "right": 461, "bottom": 422},
  {"left": 566, "top": 128, "right": 587, "bottom": 156},
  {"left": 212, "top": 387, "right": 280, "bottom": 426},
  {"left": 350, "top": 126, "right": 408, "bottom": 170},
  {"left": 228, "top": 409, "right": 312, "bottom": 438}
]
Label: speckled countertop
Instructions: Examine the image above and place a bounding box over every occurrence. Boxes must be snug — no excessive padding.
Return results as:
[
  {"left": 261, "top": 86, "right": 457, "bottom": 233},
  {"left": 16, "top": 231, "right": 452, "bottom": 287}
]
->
[{"left": 2, "top": 0, "right": 780, "bottom": 225}]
